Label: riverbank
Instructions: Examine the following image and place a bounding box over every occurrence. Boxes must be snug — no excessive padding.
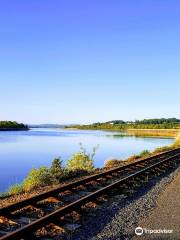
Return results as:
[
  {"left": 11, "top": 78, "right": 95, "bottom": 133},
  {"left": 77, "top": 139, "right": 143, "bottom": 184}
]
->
[
  {"left": 0, "top": 145, "right": 179, "bottom": 239},
  {"left": 65, "top": 127, "right": 180, "bottom": 138},
  {"left": 0, "top": 133, "right": 179, "bottom": 198},
  {"left": 126, "top": 129, "right": 179, "bottom": 138},
  {"left": 0, "top": 150, "right": 179, "bottom": 239},
  {"left": 0, "top": 145, "right": 179, "bottom": 200}
]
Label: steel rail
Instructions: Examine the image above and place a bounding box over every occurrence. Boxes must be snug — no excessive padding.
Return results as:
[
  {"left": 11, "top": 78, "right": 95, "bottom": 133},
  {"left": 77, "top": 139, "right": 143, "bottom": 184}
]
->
[
  {"left": 0, "top": 147, "right": 180, "bottom": 216},
  {"left": 0, "top": 152, "right": 180, "bottom": 240}
]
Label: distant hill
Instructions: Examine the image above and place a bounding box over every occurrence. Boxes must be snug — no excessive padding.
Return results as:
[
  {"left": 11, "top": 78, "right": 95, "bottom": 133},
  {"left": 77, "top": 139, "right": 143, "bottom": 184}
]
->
[
  {"left": 28, "top": 124, "right": 77, "bottom": 128},
  {"left": 105, "top": 118, "right": 180, "bottom": 125},
  {"left": 28, "top": 124, "right": 65, "bottom": 128}
]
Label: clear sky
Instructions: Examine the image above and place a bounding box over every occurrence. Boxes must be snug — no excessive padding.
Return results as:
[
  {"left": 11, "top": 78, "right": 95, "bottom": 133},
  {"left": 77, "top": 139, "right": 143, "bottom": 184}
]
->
[{"left": 0, "top": 0, "right": 180, "bottom": 124}]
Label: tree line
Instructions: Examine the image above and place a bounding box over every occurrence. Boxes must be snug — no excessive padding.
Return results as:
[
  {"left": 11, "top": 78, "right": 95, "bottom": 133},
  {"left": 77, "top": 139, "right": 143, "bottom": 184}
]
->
[
  {"left": 0, "top": 121, "right": 28, "bottom": 130},
  {"left": 74, "top": 118, "right": 180, "bottom": 130}
]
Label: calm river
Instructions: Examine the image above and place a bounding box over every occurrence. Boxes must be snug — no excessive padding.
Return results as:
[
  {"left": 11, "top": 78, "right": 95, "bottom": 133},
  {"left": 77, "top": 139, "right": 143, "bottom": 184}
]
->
[{"left": 0, "top": 128, "right": 173, "bottom": 192}]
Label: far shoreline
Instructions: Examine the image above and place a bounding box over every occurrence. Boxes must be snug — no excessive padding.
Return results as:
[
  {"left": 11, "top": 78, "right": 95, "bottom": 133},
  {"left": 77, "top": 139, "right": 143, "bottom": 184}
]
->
[
  {"left": 0, "top": 128, "right": 29, "bottom": 131},
  {"left": 64, "top": 127, "right": 179, "bottom": 138}
]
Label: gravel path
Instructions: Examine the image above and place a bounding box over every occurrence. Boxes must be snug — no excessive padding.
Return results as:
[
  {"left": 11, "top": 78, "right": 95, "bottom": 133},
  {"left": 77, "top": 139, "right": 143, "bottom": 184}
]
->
[
  {"left": 69, "top": 164, "right": 179, "bottom": 240},
  {"left": 135, "top": 170, "right": 180, "bottom": 240}
]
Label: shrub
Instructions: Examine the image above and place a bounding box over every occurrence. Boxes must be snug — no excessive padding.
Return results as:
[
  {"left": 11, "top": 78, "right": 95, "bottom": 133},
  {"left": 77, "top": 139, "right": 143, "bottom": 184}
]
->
[
  {"left": 172, "top": 133, "right": 180, "bottom": 147},
  {"left": 67, "top": 152, "right": 94, "bottom": 171},
  {"left": 104, "top": 159, "right": 122, "bottom": 168},
  {"left": 50, "top": 157, "right": 64, "bottom": 183},
  {"left": 153, "top": 146, "right": 173, "bottom": 154},
  {"left": 67, "top": 144, "right": 97, "bottom": 171},
  {"left": 8, "top": 184, "right": 23, "bottom": 195},
  {"left": 126, "top": 150, "right": 150, "bottom": 163},
  {"left": 23, "top": 167, "right": 53, "bottom": 192},
  {"left": 126, "top": 155, "right": 140, "bottom": 163},
  {"left": 137, "top": 150, "right": 150, "bottom": 158}
]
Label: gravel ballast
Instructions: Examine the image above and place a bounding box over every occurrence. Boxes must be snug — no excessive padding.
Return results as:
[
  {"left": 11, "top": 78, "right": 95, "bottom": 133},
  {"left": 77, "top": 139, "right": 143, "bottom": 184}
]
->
[{"left": 69, "top": 164, "right": 179, "bottom": 240}]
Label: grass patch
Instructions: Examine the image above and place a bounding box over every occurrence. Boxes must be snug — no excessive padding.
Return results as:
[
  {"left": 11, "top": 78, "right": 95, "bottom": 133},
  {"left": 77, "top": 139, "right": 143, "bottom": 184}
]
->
[
  {"left": 136, "top": 149, "right": 151, "bottom": 158},
  {"left": 104, "top": 159, "right": 123, "bottom": 168},
  {"left": 0, "top": 191, "right": 9, "bottom": 199},
  {"left": 152, "top": 146, "right": 173, "bottom": 154},
  {"left": 8, "top": 184, "right": 23, "bottom": 195},
  {"left": 172, "top": 133, "right": 180, "bottom": 147}
]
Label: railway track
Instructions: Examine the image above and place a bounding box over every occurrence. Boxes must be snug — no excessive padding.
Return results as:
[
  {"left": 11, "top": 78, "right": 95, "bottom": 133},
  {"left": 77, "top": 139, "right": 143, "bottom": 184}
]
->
[{"left": 0, "top": 148, "right": 180, "bottom": 240}]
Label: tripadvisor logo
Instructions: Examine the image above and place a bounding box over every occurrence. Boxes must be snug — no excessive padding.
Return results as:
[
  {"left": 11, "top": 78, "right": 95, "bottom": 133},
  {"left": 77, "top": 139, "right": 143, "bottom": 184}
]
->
[
  {"left": 135, "top": 226, "right": 173, "bottom": 236},
  {"left": 135, "top": 227, "right": 143, "bottom": 236}
]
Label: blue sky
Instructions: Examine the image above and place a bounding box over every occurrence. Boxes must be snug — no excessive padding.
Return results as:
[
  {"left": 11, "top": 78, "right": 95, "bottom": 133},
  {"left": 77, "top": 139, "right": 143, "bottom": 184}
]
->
[{"left": 0, "top": 0, "right": 180, "bottom": 124}]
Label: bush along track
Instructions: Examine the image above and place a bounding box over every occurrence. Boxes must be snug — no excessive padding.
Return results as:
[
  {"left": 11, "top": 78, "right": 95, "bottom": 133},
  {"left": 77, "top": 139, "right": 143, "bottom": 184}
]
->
[{"left": 0, "top": 147, "right": 180, "bottom": 240}]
